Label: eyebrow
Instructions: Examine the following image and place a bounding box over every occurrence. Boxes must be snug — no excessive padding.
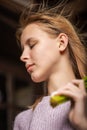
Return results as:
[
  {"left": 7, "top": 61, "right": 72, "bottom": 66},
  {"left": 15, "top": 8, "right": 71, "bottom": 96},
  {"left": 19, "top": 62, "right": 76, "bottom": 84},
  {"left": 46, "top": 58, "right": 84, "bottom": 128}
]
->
[
  {"left": 21, "top": 37, "right": 37, "bottom": 50},
  {"left": 25, "top": 38, "right": 33, "bottom": 45},
  {"left": 21, "top": 37, "right": 33, "bottom": 48},
  {"left": 25, "top": 37, "right": 37, "bottom": 45}
]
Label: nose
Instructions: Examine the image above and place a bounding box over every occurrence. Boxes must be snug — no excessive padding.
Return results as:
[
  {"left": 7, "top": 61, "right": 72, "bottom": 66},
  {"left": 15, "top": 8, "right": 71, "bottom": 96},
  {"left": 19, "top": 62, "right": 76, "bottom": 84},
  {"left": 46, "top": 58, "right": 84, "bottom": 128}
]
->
[{"left": 20, "top": 48, "right": 30, "bottom": 63}]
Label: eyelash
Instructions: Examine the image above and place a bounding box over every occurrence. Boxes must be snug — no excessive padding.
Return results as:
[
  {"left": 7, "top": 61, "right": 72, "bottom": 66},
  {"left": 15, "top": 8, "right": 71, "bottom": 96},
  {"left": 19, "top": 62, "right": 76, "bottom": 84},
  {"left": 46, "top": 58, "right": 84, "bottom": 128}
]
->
[
  {"left": 29, "top": 44, "right": 35, "bottom": 49},
  {"left": 29, "top": 41, "right": 37, "bottom": 49}
]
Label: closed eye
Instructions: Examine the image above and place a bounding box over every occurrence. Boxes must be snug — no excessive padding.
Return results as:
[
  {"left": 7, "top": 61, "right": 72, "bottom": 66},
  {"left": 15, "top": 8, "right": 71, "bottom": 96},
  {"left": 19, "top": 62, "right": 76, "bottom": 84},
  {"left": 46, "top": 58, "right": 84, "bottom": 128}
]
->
[
  {"left": 29, "top": 44, "right": 35, "bottom": 49},
  {"left": 29, "top": 40, "right": 38, "bottom": 49},
  {"left": 25, "top": 38, "right": 38, "bottom": 49}
]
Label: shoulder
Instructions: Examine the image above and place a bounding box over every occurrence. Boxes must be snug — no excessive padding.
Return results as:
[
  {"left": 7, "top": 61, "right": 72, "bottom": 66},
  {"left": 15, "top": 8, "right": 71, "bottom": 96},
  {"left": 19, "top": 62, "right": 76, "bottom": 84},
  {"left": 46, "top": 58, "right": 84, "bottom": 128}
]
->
[
  {"left": 13, "top": 109, "right": 33, "bottom": 130},
  {"left": 15, "top": 109, "right": 32, "bottom": 121}
]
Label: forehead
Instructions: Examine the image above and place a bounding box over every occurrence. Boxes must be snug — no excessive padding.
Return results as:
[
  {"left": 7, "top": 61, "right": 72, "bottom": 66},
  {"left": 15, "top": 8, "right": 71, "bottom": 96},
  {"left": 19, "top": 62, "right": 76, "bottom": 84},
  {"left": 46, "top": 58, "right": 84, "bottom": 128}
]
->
[
  {"left": 22, "top": 23, "right": 42, "bottom": 34},
  {"left": 21, "top": 23, "right": 48, "bottom": 43}
]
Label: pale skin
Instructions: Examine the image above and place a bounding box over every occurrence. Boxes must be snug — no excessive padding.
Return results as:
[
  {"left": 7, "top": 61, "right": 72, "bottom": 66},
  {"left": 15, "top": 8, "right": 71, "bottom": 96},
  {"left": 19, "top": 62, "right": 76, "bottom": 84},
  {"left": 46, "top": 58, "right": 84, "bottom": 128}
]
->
[{"left": 20, "top": 23, "right": 87, "bottom": 130}]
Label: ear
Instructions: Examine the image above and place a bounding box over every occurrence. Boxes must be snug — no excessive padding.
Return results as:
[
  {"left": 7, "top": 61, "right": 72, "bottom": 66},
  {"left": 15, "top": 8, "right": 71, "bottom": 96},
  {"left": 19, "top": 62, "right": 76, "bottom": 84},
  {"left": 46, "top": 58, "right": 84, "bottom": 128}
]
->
[{"left": 57, "top": 33, "right": 69, "bottom": 52}]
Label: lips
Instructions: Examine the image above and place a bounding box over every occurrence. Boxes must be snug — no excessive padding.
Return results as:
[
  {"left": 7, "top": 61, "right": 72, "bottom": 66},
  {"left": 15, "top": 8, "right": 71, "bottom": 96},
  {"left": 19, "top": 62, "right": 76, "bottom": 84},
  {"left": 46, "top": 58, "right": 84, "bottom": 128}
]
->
[{"left": 26, "top": 64, "right": 35, "bottom": 72}]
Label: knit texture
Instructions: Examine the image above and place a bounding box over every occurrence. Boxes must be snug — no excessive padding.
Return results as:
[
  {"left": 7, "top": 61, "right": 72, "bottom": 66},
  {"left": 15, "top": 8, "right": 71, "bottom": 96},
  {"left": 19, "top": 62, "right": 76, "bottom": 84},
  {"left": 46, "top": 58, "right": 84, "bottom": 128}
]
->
[{"left": 13, "top": 96, "right": 75, "bottom": 130}]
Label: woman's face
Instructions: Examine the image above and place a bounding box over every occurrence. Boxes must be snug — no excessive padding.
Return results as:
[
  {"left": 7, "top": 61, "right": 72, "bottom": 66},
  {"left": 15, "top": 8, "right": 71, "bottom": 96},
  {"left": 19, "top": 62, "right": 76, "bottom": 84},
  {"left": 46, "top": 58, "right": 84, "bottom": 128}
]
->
[{"left": 20, "top": 23, "right": 61, "bottom": 82}]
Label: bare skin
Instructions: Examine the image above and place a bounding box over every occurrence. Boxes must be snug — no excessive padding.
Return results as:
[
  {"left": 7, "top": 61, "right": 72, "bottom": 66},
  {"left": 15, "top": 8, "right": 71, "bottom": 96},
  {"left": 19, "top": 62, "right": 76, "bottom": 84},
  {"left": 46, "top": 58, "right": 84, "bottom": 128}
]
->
[{"left": 20, "top": 23, "right": 87, "bottom": 130}]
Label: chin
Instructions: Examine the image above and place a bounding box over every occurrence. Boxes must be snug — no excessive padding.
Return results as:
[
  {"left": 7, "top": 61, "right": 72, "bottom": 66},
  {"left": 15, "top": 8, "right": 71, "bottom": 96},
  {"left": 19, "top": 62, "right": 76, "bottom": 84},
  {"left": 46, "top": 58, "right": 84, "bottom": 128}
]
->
[{"left": 31, "top": 72, "right": 45, "bottom": 83}]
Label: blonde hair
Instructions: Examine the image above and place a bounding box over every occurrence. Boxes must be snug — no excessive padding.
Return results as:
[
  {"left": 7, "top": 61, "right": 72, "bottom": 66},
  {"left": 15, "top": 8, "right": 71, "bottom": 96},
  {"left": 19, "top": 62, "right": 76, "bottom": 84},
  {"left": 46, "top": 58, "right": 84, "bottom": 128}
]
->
[{"left": 16, "top": 1, "right": 87, "bottom": 109}]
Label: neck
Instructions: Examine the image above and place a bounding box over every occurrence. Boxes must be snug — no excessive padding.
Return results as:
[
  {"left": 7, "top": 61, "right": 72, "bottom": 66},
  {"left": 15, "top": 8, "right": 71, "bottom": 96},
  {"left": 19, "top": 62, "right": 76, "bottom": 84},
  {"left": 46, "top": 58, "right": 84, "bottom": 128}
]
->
[{"left": 47, "top": 64, "right": 75, "bottom": 95}]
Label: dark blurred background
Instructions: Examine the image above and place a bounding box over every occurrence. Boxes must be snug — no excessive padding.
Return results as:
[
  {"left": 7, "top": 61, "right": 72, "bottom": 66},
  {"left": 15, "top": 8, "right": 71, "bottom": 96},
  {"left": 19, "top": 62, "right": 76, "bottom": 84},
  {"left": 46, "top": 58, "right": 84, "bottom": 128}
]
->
[{"left": 0, "top": 0, "right": 87, "bottom": 130}]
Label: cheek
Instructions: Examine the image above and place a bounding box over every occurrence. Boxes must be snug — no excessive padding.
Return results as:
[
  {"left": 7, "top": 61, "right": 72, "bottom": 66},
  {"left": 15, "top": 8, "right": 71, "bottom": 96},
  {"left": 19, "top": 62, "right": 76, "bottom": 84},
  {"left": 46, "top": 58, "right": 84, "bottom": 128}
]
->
[
  {"left": 31, "top": 50, "right": 59, "bottom": 82},
  {"left": 32, "top": 45, "right": 46, "bottom": 60},
  {"left": 32, "top": 42, "right": 59, "bottom": 65}
]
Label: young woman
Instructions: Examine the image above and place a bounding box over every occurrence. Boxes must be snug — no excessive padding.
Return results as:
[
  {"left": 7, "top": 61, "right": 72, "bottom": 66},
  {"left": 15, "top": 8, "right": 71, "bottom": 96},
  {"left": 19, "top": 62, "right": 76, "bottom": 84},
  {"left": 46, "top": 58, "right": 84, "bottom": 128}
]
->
[{"left": 13, "top": 2, "right": 87, "bottom": 130}]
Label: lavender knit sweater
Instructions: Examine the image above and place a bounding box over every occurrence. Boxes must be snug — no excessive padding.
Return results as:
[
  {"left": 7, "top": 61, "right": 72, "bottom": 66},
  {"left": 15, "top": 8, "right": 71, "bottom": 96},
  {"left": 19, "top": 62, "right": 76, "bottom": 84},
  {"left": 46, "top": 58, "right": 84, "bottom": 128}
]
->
[{"left": 13, "top": 96, "right": 75, "bottom": 130}]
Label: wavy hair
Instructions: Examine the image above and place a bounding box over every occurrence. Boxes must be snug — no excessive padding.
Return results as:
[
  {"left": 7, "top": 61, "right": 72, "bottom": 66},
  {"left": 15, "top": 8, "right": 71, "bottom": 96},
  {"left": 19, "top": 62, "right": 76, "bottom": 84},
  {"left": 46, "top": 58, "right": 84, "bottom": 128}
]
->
[{"left": 16, "top": 1, "right": 87, "bottom": 78}]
